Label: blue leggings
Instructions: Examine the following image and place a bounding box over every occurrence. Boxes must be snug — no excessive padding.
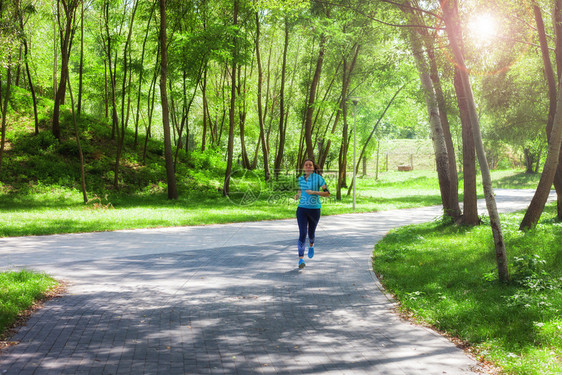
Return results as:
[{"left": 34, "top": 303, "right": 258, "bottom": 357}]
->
[{"left": 296, "top": 207, "right": 321, "bottom": 257}]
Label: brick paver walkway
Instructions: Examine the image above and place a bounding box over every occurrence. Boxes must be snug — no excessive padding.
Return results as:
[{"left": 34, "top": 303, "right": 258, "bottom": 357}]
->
[{"left": 0, "top": 189, "right": 554, "bottom": 374}]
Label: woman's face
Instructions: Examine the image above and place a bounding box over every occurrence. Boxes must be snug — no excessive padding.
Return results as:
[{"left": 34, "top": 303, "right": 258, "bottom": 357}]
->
[{"left": 303, "top": 160, "right": 314, "bottom": 174}]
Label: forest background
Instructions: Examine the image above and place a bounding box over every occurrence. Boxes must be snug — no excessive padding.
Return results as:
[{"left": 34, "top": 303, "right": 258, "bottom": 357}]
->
[
  {"left": 0, "top": 0, "right": 556, "bottom": 199},
  {"left": 1, "top": 1, "right": 562, "bottom": 373}
]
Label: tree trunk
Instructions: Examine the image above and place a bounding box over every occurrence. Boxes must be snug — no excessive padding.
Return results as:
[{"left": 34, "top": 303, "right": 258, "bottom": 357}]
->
[
  {"left": 201, "top": 66, "right": 208, "bottom": 151},
  {"left": 17, "top": 4, "right": 39, "bottom": 135},
  {"left": 53, "top": 7, "right": 57, "bottom": 103},
  {"left": 407, "top": 24, "right": 455, "bottom": 219},
  {"left": 255, "top": 13, "right": 270, "bottom": 181},
  {"left": 320, "top": 44, "right": 359, "bottom": 170},
  {"left": 440, "top": 0, "right": 509, "bottom": 282},
  {"left": 159, "top": 0, "right": 178, "bottom": 200},
  {"left": 14, "top": 47, "right": 22, "bottom": 88},
  {"left": 105, "top": 3, "right": 119, "bottom": 142},
  {"left": 520, "top": 92, "right": 562, "bottom": 229},
  {"left": 142, "top": 54, "right": 160, "bottom": 163},
  {"left": 454, "top": 69, "right": 479, "bottom": 225},
  {"left": 534, "top": 3, "right": 562, "bottom": 220},
  {"left": 77, "top": 0, "right": 84, "bottom": 115},
  {"left": 103, "top": 2, "right": 120, "bottom": 182},
  {"left": 274, "top": 17, "right": 289, "bottom": 179},
  {"left": 237, "top": 65, "right": 251, "bottom": 169},
  {"left": 113, "top": 0, "right": 138, "bottom": 188},
  {"left": 524, "top": 148, "right": 535, "bottom": 174},
  {"left": 104, "top": 60, "right": 108, "bottom": 119},
  {"left": 66, "top": 71, "right": 87, "bottom": 203},
  {"left": 305, "top": 33, "right": 325, "bottom": 160},
  {"left": 134, "top": 1, "right": 156, "bottom": 147},
  {"left": 337, "top": 91, "right": 348, "bottom": 201},
  {"left": 52, "top": 0, "right": 79, "bottom": 140},
  {"left": 224, "top": 0, "right": 238, "bottom": 196},
  {"left": 175, "top": 66, "right": 202, "bottom": 167},
  {"left": 424, "top": 34, "right": 460, "bottom": 219},
  {"left": 0, "top": 65, "right": 12, "bottom": 173},
  {"left": 520, "top": 0, "right": 562, "bottom": 229}
]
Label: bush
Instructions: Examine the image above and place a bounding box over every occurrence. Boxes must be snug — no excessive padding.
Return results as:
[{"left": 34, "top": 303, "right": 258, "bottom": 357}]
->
[
  {"left": 11, "top": 131, "right": 59, "bottom": 155},
  {"left": 188, "top": 148, "right": 225, "bottom": 173}
]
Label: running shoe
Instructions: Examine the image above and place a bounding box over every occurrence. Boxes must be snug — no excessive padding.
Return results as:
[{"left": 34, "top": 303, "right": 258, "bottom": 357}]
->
[
  {"left": 298, "top": 259, "right": 306, "bottom": 269},
  {"left": 308, "top": 245, "right": 314, "bottom": 259}
]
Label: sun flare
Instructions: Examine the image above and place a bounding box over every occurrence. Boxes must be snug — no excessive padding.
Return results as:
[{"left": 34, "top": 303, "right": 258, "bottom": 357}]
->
[{"left": 468, "top": 13, "right": 498, "bottom": 44}]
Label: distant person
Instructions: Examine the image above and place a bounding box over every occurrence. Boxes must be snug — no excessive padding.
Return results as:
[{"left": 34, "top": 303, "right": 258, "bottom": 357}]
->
[{"left": 293, "top": 158, "right": 330, "bottom": 269}]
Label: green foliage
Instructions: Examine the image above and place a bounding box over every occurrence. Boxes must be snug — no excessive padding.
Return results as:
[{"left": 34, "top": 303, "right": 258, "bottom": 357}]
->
[
  {"left": 10, "top": 130, "right": 58, "bottom": 155},
  {"left": 187, "top": 148, "right": 225, "bottom": 172},
  {"left": 373, "top": 206, "right": 562, "bottom": 375},
  {"left": 0, "top": 270, "right": 58, "bottom": 335}
]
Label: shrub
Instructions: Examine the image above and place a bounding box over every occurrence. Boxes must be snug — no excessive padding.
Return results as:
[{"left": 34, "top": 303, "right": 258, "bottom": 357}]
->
[{"left": 11, "top": 131, "right": 58, "bottom": 155}]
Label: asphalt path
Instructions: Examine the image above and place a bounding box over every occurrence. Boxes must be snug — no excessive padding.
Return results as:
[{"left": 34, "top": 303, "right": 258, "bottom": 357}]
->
[{"left": 0, "top": 189, "right": 556, "bottom": 374}]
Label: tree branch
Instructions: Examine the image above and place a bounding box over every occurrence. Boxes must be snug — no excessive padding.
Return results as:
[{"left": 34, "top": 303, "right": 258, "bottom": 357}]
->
[{"left": 311, "top": 0, "right": 445, "bottom": 31}]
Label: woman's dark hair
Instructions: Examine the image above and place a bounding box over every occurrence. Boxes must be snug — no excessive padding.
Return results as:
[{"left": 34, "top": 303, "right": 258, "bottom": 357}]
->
[{"left": 303, "top": 158, "right": 321, "bottom": 175}]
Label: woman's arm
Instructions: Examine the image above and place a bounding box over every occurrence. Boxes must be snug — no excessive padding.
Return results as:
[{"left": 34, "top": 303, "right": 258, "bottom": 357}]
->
[{"left": 306, "top": 184, "right": 330, "bottom": 197}]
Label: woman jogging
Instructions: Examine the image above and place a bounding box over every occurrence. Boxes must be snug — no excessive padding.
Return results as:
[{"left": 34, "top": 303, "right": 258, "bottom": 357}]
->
[{"left": 293, "top": 158, "right": 330, "bottom": 269}]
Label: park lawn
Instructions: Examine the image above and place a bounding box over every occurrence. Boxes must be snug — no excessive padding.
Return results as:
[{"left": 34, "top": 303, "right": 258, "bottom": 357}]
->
[
  {"left": 373, "top": 204, "right": 562, "bottom": 375},
  {"left": 0, "top": 169, "right": 540, "bottom": 237},
  {"left": 0, "top": 270, "right": 59, "bottom": 340}
]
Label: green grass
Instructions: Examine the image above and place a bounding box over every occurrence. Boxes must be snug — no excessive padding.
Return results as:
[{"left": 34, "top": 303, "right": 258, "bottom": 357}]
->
[
  {"left": 0, "top": 169, "right": 544, "bottom": 237},
  {"left": 0, "top": 270, "right": 58, "bottom": 336},
  {"left": 483, "top": 169, "right": 545, "bottom": 189},
  {"left": 373, "top": 204, "right": 562, "bottom": 375}
]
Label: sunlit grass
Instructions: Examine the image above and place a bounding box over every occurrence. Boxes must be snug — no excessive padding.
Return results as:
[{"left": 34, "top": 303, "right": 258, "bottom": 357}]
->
[
  {"left": 0, "top": 270, "right": 58, "bottom": 335},
  {"left": 373, "top": 204, "right": 562, "bottom": 375},
  {"left": 0, "top": 169, "right": 544, "bottom": 237}
]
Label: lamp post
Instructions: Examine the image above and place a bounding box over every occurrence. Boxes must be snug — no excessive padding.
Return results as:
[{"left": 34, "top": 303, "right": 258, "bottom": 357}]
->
[{"left": 349, "top": 97, "right": 360, "bottom": 211}]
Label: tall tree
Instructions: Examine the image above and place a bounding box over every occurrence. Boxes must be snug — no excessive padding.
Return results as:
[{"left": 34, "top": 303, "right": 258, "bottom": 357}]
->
[
  {"left": 520, "top": 0, "right": 562, "bottom": 229},
  {"left": 77, "top": 0, "right": 84, "bottom": 114},
  {"left": 404, "top": 4, "right": 458, "bottom": 220},
  {"left": 440, "top": 0, "right": 509, "bottom": 282},
  {"left": 159, "top": 0, "right": 177, "bottom": 199},
  {"left": 52, "top": 0, "right": 79, "bottom": 140},
  {"left": 304, "top": 32, "right": 326, "bottom": 160},
  {"left": 16, "top": 0, "right": 39, "bottom": 134},
  {"left": 133, "top": 0, "right": 156, "bottom": 147},
  {"left": 113, "top": 0, "right": 139, "bottom": 189},
  {"left": 421, "top": 27, "right": 461, "bottom": 220},
  {"left": 224, "top": 0, "right": 239, "bottom": 196},
  {"left": 455, "top": 69, "right": 479, "bottom": 225},
  {"left": 0, "top": 56, "right": 13, "bottom": 174},
  {"left": 530, "top": 3, "right": 562, "bottom": 221},
  {"left": 274, "top": 16, "right": 289, "bottom": 178},
  {"left": 255, "top": 12, "right": 270, "bottom": 181},
  {"left": 0, "top": 2, "right": 15, "bottom": 173}
]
